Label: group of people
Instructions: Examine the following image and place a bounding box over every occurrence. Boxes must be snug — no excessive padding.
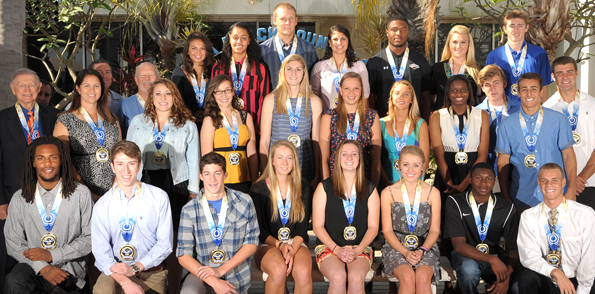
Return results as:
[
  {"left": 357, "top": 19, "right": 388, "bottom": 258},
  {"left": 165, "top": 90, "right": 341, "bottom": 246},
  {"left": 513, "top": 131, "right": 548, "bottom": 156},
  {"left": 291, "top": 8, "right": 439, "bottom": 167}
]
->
[{"left": 1, "top": 2, "right": 595, "bottom": 294}]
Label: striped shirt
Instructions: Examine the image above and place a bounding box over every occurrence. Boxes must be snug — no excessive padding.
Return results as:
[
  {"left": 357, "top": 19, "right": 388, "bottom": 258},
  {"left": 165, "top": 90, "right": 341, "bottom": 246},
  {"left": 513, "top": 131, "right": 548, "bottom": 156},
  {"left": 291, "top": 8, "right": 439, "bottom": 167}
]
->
[{"left": 177, "top": 187, "right": 259, "bottom": 293}]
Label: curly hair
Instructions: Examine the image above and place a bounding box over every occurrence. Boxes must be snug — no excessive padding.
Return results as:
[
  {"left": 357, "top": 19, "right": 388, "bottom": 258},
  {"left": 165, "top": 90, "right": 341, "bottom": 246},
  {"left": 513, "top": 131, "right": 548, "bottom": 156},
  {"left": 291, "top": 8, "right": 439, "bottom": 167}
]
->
[
  {"left": 143, "top": 78, "right": 195, "bottom": 128},
  {"left": 218, "top": 22, "right": 265, "bottom": 84},
  {"left": 182, "top": 31, "right": 215, "bottom": 80},
  {"left": 21, "top": 136, "right": 77, "bottom": 204},
  {"left": 321, "top": 24, "right": 358, "bottom": 68},
  {"left": 204, "top": 74, "right": 244, "bottom": 127},
  {"left": 64, "top": 68, "right": 118, "bottom": 125}
]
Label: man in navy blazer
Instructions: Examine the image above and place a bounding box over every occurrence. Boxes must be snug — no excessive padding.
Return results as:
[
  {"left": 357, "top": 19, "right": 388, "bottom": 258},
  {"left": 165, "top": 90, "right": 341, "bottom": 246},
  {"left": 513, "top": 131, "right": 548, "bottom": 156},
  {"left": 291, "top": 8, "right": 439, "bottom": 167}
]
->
[{"left": 0, "top": 68, "right": 60, "bottom": 290}]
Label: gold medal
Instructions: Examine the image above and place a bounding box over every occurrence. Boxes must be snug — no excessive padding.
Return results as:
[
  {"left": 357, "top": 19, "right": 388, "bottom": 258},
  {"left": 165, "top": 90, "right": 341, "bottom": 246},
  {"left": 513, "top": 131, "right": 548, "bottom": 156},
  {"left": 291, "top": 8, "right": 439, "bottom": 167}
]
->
[
  {"left": 287, "top": 134, "right": 301, "bottom": 148},
  {"left": 238, "top": 98, "right": 245, "bottom": 109},
  {"left": 394, "top": 159, "right": 400, "bottom": 171},
  {"left": 573, "top": 133, "right": 582, "bottom": 146},
  {"left": 343, "top": 225, "right": 357, "bottom": 240},
  {"left": 278, "top": 227, "right": 291, "bottom": 241},
  {"left": 120, "top": 244, "right": 136, "bottom": 261},
  {"left": 455, "top": 151, "right": 468, "bottom": 165},
  {"left": 96, "top": 147, "right": 110, "bottom": 162},
  {"left": 41, "top": 233, "right": 57, "bottom": 250},
  {"left": 332, "top": 97, "right": 339, "bottom": 109},
  {"left": 476, "top": 243, "right": 489, "bottom": 254},
  {"left": 153, "top": 151, "right": 166, "bottom": 165},
  {"left": 228, "top": 152, "right": 241, "bottom": 166},
  {"left": 211, "top": 249, "right": 226, "bottom": 264},
  {"left": 546, "top": 252, "right": 562, "bottom": 267},
  {"left": 524, "top": 154, "right": 537, "bottom": 168},
  {"left": 404, "top": 235, "right": 419, "bottom": 250},
  {"left": 511, "top": 83, "right": 519, "bottom": 96}
]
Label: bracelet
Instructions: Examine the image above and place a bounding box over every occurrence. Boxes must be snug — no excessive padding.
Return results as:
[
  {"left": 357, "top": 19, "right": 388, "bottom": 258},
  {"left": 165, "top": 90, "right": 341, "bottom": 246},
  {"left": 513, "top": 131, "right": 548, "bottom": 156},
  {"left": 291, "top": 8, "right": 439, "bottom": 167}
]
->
[
  {"left": 332, "top": 245, "right": 338, "bottom": 252},
  {"left": 277, "top": 241, "right": 284, "bottom": 250},
  {"left": 419, "top": 246, "right": 428, "bottom": 253},
  {"left": 121, "top": 280, "right": 131, "bottom": 287}
]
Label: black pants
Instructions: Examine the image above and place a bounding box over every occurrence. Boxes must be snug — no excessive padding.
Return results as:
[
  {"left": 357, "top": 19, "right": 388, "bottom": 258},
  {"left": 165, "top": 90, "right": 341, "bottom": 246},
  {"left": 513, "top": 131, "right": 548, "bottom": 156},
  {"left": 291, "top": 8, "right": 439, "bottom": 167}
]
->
[
  {"left": 578, "top": 187, "right": 595, "bottom": 210},
  {"left": 516, "top": 267, "right": 595, "bottom": 294},
  {"left": 4, "top": 263, "right": 82, "bottom": 294}
]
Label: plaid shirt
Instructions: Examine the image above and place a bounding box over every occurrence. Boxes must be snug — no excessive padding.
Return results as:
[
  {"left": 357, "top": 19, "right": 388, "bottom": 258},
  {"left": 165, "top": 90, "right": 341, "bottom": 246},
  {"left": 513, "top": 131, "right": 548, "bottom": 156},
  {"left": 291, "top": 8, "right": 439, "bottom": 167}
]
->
[{"left": 177, "top": 187, "right": 259, "bottom": 293}]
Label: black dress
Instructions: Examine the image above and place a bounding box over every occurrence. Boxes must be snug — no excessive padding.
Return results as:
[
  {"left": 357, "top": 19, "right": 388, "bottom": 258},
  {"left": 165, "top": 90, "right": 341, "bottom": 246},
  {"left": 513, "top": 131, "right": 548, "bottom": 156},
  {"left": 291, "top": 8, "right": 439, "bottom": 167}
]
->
[{"left": 425, "top": 61, "right": 484, "bottom": 110}]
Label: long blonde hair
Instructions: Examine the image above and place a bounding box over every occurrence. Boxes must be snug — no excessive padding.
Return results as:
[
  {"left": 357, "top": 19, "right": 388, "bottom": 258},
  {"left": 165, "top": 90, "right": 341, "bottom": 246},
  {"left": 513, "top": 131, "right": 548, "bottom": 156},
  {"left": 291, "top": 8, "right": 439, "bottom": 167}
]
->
[
  {"left": 273, "top": 54, "right": 311, "bottom": 117},
  {"left": 387, "top": 80, "right": 421, "bottom": 134},
  {"left": 332, "top": 140, "right": 367, "bottom": 201},
  {"left": 441, "top": 25, "right": 480, "bottom": 84},
  {"left": 336, "top": 72, "right": 367, "bottom": 135},
  {"left": 255, "top": 140, "right": 305, "bottom": 223}
]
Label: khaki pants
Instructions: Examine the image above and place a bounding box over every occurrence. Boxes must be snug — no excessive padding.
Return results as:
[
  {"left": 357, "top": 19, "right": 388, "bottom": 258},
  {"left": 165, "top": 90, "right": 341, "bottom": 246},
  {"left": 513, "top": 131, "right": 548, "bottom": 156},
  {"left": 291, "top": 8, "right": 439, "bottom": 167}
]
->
[{"left": 93, "top": 270, "right": 168, "bottom": 294}]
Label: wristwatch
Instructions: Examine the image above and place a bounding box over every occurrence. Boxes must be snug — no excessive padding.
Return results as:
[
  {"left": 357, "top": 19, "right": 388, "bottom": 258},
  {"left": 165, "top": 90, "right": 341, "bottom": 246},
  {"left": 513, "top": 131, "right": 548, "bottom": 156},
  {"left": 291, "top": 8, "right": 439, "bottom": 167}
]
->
[{"left": 131, "top": 265, "right": 140, "bottom": 276}]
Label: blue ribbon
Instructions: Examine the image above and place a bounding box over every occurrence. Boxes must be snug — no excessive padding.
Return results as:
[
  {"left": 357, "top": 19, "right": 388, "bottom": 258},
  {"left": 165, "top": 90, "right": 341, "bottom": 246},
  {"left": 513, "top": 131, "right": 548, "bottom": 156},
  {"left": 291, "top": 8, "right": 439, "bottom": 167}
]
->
[
  {"left": 274, "top": 34, "right": 298, "bottom": 63},
  {"left": 230, "top": 57, "right": 248, "bottom": 96},
  {"left": 386, "top": 46, "right": 409, "bottom": 82},
  {"left": 34, "top": 182, "right": 63, "bottom": 232},
  {"left": 117, "top": 183, "right": 141, "bottom": 243},
  {"left": 153, "top": 121, "right": 169, "bottom": 151},
  {"left": 394, "top": 118, "right": 411, "bottom": 157},
  {"left": 286, "top": 95, "right": 302, "bottom": 133},
  {"left": 450, "top": 106, "right": 470, "bottom": 152},
  {"left": 346, "top": 113, "right": 361, "bottom": 141},
  {"left": 15, "top": 102, "right": 40, "bottom": 143},
  {"left": 543, "top": 200, "right": 566, "bottom": 253},
  {"left": 401, "top": 180, "right": 422, "bottom": 233},
  {"left": 189, "top": 69, "right": 206, "bottom": 108},
  {"left": 469, "top": 192, "right": 494, "bottom": 243},
  {"left": 561, "top": 100, "right": 580, "bottom": 132},
  {"left": 79, "top": 107, "right": 105, "bottom": 147},
  {"left": 342, "top": 187, "right": 357, "bottom": 225},
  {"left": 519, "top": 107, "right": 544, "bottom": 154},
  {"left": 202, "top": 192, "right": 229, "bottom": 247},
  {"left": 221, "top": 111, "right": 239, "bottom": 151},
  {"left": 276, "top": 186, "right": 291, "bottom": 226}
]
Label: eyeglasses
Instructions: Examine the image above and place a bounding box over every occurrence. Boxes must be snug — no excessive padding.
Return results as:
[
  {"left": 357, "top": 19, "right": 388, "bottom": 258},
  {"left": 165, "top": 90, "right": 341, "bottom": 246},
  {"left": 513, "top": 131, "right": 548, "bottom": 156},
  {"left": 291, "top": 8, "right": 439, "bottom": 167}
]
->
[{"left": 214, "top": 88, "right": 233, "bottom": 95}]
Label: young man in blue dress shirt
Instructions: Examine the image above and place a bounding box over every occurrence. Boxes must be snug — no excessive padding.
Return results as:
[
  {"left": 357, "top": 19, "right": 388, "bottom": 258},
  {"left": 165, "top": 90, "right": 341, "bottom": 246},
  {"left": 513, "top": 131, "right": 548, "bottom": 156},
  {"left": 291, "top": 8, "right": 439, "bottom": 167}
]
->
[{"left": 92, "top": 140, "right": 173, "bottom": 294}]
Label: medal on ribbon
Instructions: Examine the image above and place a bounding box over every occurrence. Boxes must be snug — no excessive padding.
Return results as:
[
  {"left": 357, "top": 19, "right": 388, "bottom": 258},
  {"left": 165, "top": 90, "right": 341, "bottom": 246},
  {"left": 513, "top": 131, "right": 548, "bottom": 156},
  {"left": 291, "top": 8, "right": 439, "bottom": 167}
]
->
[
  {"left": 202, "top": 192, "right": 229, "bottom": 264},
  {"left": 444, "top": 59, "right": 466, "bottom": 79},
  {"left": 116, "top": 183, "right": 141, "bottom": 261},
  {"left": 79, "top": 107, "right": 109, "bottom": 162},
  {"left": 401, "top": 180, "right": 422, "bottom": 250},
  {"left": 393, "top": 119, "right": 411, "bottom": 171},
  {"left": 152, "top": 121, "right": 169, "bottom": 165},
  {"left": 519, "top": 108, "right": 544, "bottom": 168},
  {"left": 450, "top": 106, "right": 470, "bottom": 165},
  {"left": 35, "top": 182, "right": 63, "bottom": 250},
  {"left": 277, "top": 186, "right": 292, "bottom": 241},
  {"left": 386, "top": 46, "right": 409, "bottom": 82},
  {"left": 469, "top": 192, "right": 494, "bottom": 254},
  {"left": 189, "top": 70, "right": 207, "bottom": 109},
  {"left": 345, "top": 112, "right": 361, "bottom": 141},
  {"left": 15, "top": 102, "right": 40, "bottom": 144},
  {"left": 286, "top": 95, "right": 303, "bottom": 148},
  {"left": 221, "top": 111, "right": 241, "bottom": 165},
  {"left": 230, "top": 56, "right": 248, "bottom": 97},
  {"left": 542, "top": 200, "right": 567, "bottom": 270},
  {"left": 331, "top": 57, "right": 347, "bottom": 109},
  {"left": 505, "top": 42, "right": 528, "bottom": 98},
  {"left": 561, "top": 91, "right": 581, "bottom": 146},
  {"left": 274, "top": 34, "right": 298, "bottom": 63},
  {"left": 343, "top": 186, "right": 357, "bottom": 240}
]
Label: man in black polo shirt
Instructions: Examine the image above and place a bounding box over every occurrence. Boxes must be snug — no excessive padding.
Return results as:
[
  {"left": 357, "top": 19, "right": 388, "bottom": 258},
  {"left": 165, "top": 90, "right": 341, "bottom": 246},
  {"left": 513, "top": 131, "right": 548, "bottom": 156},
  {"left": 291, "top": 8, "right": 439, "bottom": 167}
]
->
[
  {"left": 444, "top": 162, "right": 520, "bottom": 294},
  {"left": 366, "top": 15, "right": 431, "bottom": 119}
]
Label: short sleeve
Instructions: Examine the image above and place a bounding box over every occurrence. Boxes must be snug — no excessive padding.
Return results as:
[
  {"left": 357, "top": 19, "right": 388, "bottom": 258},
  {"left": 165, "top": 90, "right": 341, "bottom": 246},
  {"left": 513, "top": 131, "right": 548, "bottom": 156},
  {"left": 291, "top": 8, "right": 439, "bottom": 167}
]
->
[
  {"left": 443, "top": 196, "right": 466, "bottom": 239},
  {"left": 556, "top": 113, "right": 575, "bottom": 151},
  {"left": 495, "top": 121, "right": 512, "bottom": 155}
]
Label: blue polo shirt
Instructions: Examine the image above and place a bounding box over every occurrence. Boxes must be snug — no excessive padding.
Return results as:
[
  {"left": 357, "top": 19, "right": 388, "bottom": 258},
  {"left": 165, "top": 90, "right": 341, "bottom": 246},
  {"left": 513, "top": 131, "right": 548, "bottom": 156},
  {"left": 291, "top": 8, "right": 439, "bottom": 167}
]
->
[
  {"left": 486, "top": 42, "right": 553, "bottom": 103},
  {"left": 476, "top": 97, "right": 521, "bottom": 171},
  {"left": 495, "top": 107, "right": 574, "bottom": 207},
  {"left": 260, "top": 35, "right": 318, "bottom": 89}
]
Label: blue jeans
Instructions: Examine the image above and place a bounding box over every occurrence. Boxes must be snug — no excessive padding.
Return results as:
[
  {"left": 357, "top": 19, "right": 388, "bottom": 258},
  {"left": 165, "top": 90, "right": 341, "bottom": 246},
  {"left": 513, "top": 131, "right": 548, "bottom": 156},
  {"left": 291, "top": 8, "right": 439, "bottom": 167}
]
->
[{"left": 450, "top": 250, "right": 510, "bottom": 294}]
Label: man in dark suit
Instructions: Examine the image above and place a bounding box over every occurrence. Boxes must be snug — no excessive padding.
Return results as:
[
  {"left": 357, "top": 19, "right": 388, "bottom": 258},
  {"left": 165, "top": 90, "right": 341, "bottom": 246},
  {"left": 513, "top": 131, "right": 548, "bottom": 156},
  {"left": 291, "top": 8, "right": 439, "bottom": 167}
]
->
[{"left": 0, "top": 68, "right": 60, "bottom": 291}]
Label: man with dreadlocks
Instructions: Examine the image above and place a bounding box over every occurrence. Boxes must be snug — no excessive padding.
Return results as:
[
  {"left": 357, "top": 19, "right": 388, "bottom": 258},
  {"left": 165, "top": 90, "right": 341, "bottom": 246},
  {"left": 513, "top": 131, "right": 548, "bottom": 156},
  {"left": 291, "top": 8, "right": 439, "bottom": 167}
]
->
[{"left": 4, "top": 136, "right": 93, "bottom": 293}]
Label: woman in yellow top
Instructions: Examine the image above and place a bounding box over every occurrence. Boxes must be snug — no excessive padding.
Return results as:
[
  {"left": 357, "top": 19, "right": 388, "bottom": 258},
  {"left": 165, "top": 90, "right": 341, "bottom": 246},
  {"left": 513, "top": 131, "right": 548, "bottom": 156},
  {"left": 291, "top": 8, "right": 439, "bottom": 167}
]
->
[{"left": 201, "top": 74, "right": 258, "bottom": 193}]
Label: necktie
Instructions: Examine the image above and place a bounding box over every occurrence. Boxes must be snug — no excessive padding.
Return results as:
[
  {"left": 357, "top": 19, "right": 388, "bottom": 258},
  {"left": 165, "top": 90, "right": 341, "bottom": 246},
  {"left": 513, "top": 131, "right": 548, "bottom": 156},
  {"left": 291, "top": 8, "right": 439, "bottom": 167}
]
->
[
  {"left": 549, "top": 209, "right": 558, "bottom": 233},
  {"left": 27, "top": 110, "right": 34, "bottom": 144}
]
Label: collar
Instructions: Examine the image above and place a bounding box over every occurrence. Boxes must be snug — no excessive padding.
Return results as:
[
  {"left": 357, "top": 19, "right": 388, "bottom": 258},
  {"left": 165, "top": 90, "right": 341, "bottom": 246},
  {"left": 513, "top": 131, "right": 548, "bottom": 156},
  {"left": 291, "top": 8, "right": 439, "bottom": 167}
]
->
[
  {"left": 37, "top": 181, "right": 61, "bottom": 197},
  {"left": 465, "top": 191, "right": 496, "bottom": 207},
  {"left": 18, "top": 103, "right": 35, "bottom": 114},
  {"left": 521, "top": 107, "right": 540, "bottom": 120},
  {"left": 506, "top": 40, "right": 527, "bottom": 54}
]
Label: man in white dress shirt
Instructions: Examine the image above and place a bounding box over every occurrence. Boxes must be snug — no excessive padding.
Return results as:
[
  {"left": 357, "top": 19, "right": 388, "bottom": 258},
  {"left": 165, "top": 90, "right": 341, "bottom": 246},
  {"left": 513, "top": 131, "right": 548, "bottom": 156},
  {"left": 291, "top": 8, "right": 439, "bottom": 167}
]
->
[
  {"left": 543, "top": 56, "right": 595, "bottom": 209},
  {"left": 517, "top": 163, "right": 595, "bottom": 294}
]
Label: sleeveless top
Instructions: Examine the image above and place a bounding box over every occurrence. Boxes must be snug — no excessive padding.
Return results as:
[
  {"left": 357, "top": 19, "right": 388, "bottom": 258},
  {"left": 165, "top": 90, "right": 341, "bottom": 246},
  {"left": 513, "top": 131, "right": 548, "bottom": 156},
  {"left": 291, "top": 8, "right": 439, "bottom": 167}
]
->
[
  {"left": 325, "top": 109, "right": 377, "bottom": 180},
  {"left": 270, "top": 95, "right": 315, "bottom": 182},
  {"left": 317, "top": 178, "right": 376, "bottom": 246},
  {"left": 213, "top": 110, "right": 250, "bottom": 184},
  {"left": 437, "top": 106, "right": 483, "bottom": 187},
  {"left": 380, "top": 118, "right": 424, "bottom": 183},
  {"left": 57, "top": 112, "right": 119, "bottom": 196}
]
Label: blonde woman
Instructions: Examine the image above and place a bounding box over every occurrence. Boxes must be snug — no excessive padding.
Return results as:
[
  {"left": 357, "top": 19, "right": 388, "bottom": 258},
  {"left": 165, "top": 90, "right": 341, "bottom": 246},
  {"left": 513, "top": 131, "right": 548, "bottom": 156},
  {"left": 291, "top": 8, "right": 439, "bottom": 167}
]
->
[
  {"left": 380, "top": 146, "right": 441, "bottom": 293},
  {"left": 260, "top": 54, "right": 322, "bottom": 186},
  {"left": 426, "top": 25, "right": 483, "bottom": 111},
  {"left": 250, "top": 140, "right": 312, "bottom": 294},
  {"left": 312, "top": 140, "right": 380, "bottom": 293},
  {"left": 320, "top": 72, "right": 381, "bottom": 186},
  {"left": 380, "top": 80, "right": 430, "bottom": 188}
]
